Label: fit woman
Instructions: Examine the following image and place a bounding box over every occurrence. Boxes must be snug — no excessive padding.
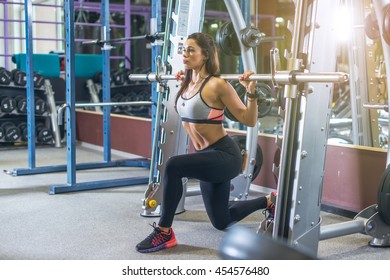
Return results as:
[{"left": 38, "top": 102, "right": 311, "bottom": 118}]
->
[{"left": 136, "top": 32, "right": 275, "bottom": 253}]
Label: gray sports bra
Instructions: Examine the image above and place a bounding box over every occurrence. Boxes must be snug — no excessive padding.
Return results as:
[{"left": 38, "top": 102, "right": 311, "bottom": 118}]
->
[{"left": 176, "top": 75, "right": 224, "bottom": 124}]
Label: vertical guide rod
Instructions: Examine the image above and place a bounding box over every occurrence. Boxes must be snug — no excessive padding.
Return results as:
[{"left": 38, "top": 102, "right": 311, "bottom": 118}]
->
[
  {"left": 24, "top": 0, "right": 36, "bottom": 168},
  {"left": 272, "top": 0, "right": 307, "bottom": 239},
  {"left": 150, "top": 0, "right": 163, "bottom": 183},
  {"left": 64, "top": 0, "right": 76, "bottom": 185},
  {"left": 101, "top": 0, "right": 111, "bottom": 162}
]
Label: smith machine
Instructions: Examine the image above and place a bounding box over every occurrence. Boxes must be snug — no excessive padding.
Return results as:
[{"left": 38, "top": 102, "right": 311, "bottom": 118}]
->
[
  {"left": 220, "top": 0, "right": 390, "bottom": 260},
  {"left": 132, "top": 0, "right": 349, "bottom": 222}
]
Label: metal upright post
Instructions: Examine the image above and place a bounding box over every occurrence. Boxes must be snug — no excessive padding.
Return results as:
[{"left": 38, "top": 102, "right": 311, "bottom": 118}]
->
[
  {"left": 24, "top": 0, "right": 36, "bottom": 169},
  {"left": 150, "top": 0, "right": 162, "bottom": 181},
  {"left": 124, "top": 0, "right": 132, "bottom": 69},
  {"left": 64, "top": 0, "right": 77, "bottom": 186},
  {"left": 224, "top": 0, "right": 258, "bottom": 201},
  {"left": 101, "top": 0, "right": 111, "bottom": 162}
]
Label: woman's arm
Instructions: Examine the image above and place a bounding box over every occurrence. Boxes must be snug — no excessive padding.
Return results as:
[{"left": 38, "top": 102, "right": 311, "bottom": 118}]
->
[{"left": 216, "top": 71, "right": 258, "bottom": 127}]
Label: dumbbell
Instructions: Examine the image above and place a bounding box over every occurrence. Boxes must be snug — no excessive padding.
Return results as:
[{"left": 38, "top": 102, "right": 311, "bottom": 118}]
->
[
  {"left": 35, "top": 97, "right": 47, "bottom": 115},
  {"left": 93, "top": 71, "right": 103, "bottom": 84},
  {"left": 0, "top": 67, "right": 12, "bottom": 85},
  {"left": 12, "top": 69, "right": 27, "bottom": 86},
  {"left": 1, "top": 122, "right": 21, "bottom": 142},
  {"left": 36, "top": 123, "right": 53, "bottom": 143},
  {"left": 119, "top": 92, "right": 137, "bottom": 112},
  {"left": 17, "top": 122, "right": 28, "bottom": 142},
  {"left": 0, "top": 126, "right": 4, "bottom": 140},
  {"left": 33, "top": 73, "right": 45, "bottom": 88},
  {"left": 14, "top": 95, "right": 27, "bottom": 114},
  {"left": 0, "top": 95, "right": 16, "bottom": 113},
  {"left": 93, "top": 71, "right": 113, "bottom": 84},
  {"left": 111, "top": 93, "right": 124, "bottom": 113},
  {"left": 112, "top": 70, "right": 126, "bottom": 86}
]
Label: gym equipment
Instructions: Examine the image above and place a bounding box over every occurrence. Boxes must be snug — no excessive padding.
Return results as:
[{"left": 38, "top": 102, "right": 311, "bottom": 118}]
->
[
  {"left": 128, "top": 71, "right": 348, "bottom": 84},
  {"left": 0, "top": 67, "right": 12, "bottom": 85},
  {"left": 14, "top": 95, "right": 27, "bottom": 114},
  {"left": 34, "top": 97, "right": 47, "bottom": 115},
  {"left": 0, "top": 126, "right": 4, "bottom": 140},
  {"left": 82, "top": 32, "right": 165, "bottom": 46},
  {"left": 216, "top": 22, "right": 241, "bottom": 56},
  {"left": 383, "top": 4, "right": 390, "bottom": 45},
  {"left": 377, "top": 164, "right": 390, "bottom": 225},
  {"left": 33, "top": 73, "right": 45, "bottom": 88},
  {"left": 85, "top": 79, "right": 102, "bottom": 112},
  {"left": 216, "top": 21, "right": 286, "bottom": 56},
  {"left": 36, "top": 123, "right": 53, "bottom": 143},
  {"left": 12, "top": 69, "right": 27, "bottom": 86},
  {"left": 8, "top": 0, "right": 150, "bottom": 194},
  {"left": 42, "top": 79, "right": 62, "bottom": 148},
  {"left": 112, "top": 69, "right": 126, "bottom": 86},
  {"left": 220, "top": 225, "right": 315, "bottom": 260},
  {"left": 138, "top": 0, "right": 207, "bottom": 216},
  {"left": 242, "top": 0, "right": 390, "bottom": 260},
  {"left": 135, "top": 0, "right": 349, "bottom": 218},
  {"left": 231, "top": 134, "right": 263, "bottom": 182},
  {"left": 111, "top": 93, "right": 124, "bottom": 113},
  {"left": 0, "top": 96, "right": 16, "bottom": 113},
  {"left": 17, "top": 122, "right": 28, "bottom": 142},
  {"left": 225, "top": 81, "right": 275, "bottom": 120},
  {"left": 1, "top": 122, "right": 21, "bottom": 142},
  {"left": 365, "top": 12, "right": 380, "bottom": 40}
]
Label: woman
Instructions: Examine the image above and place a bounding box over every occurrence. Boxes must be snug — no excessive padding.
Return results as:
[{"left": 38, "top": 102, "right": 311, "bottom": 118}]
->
[{"left": 136, "top": 32, "right": 275, "bottom": 253}]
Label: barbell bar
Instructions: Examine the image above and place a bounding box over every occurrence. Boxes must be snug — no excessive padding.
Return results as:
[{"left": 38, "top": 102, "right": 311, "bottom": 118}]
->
[
  {"left": 82, "top": 32, "right": 165, "bottom": 46},
  {"left": 128, "top": 71, "right": 349, "bottom": 84},
  {"left": 57, "top": 101, "right": 153, "bottom": 125},
  {"left": 363, "top": 103, "right": 389, "bottom": 111}
]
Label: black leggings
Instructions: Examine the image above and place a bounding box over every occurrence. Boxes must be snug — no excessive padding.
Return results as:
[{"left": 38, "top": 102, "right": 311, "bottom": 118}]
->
[{"left": 158, "top": 135, "right": 268, "bottom": 230}]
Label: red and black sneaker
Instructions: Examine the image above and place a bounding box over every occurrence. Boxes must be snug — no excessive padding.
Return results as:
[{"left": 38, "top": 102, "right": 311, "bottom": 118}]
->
[{"left": 136, "top": 222, "right": 177, "bottom": 253}]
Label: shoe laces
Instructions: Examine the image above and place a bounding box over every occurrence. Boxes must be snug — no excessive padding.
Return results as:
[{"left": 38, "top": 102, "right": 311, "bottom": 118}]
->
[{"left": 145, "top": 222, "right": 170, "bottom": 247}]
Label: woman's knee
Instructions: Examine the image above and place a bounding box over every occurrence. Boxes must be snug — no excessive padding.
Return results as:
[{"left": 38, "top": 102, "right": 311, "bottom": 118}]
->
[
  {"left": 210, "top": 220, "right": 229, "bottom": 231},
  {"left": 165, "top": 157, "right": 182, "bottom": 176}
]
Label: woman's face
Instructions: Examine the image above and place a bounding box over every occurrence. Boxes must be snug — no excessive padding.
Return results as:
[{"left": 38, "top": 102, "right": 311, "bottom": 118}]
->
[{"left": 182, "top": 39, "right": 206, "bottom": 70}]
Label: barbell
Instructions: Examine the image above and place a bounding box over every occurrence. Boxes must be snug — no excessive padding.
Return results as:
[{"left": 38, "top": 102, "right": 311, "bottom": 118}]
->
[
  {"left": 128, "top": 71, "right": 349, "bottom": 84},
  {"left": 82, "top": 32, "right": 165, "bottom": 46}
]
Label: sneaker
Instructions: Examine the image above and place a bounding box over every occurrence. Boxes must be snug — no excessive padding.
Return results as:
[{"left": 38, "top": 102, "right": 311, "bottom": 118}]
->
[{"left": 136, "top": 222, "right": 177, "bottom": 253}]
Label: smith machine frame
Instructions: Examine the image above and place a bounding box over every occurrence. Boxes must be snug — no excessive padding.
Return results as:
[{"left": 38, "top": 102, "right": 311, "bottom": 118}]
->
[{"left": 135, "top": 0, "right": 348, "bottom": 218}]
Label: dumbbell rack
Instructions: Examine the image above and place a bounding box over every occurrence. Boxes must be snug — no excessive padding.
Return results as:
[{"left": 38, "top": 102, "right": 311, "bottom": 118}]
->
[
  {"left": 0, "top": 79, "right": 56, "bottom": 147},
  {"left": 90, "top": 69, "right": 152, "bottom": 118}
]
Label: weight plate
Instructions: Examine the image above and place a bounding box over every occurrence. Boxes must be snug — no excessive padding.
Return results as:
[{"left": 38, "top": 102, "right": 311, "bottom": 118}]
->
[
  {"left": 216, "top": 22, "right": 241, "bottom": 56},
  {"left": 231, "top": 134, "right": 263, "bottom": 181},
  {"left": 364, "top": 12, "right": 380, "bottom": 40},
  {"left": 383, "top": 5, "right": 390, "bottom": 45}
]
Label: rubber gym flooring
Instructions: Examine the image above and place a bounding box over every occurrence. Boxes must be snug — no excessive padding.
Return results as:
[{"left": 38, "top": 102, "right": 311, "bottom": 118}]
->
[{"left": 1, "top": 142, "right": 389, "bottom": 260}]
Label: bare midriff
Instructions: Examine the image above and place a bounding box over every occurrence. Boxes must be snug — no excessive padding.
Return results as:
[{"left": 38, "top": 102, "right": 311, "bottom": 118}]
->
[{"left": 182, "top": 122, "right": 227, "bottom": 150}]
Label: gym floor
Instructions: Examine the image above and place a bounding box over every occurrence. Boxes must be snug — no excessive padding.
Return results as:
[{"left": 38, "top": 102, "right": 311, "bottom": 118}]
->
[{"left": 0, "top": 142, "right": 389, "bottom": 260}]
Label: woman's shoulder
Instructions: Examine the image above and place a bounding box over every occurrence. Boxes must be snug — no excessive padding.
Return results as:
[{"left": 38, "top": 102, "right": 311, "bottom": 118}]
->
[
  {"left": 208, "top": 75, "right": 227, "bottom": 87},
  {"left": 205, "top": 75, "right": 232, "bottom": 97}
]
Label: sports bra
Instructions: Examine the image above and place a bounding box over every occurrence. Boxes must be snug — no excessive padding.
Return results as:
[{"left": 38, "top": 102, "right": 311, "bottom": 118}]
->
[{"left": 176, "top": 75, "right": 225, "bottom": 124}]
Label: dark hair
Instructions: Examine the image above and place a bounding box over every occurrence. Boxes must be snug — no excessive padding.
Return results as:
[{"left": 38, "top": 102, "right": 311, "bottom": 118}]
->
[{"left": 175, "top": 32, "right": 220, "bottom": 108}]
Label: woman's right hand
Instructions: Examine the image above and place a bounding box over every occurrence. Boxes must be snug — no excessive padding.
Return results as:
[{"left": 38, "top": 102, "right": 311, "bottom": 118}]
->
[{"left": 175, "top": 70, "right": 185, "bottom": 86}]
